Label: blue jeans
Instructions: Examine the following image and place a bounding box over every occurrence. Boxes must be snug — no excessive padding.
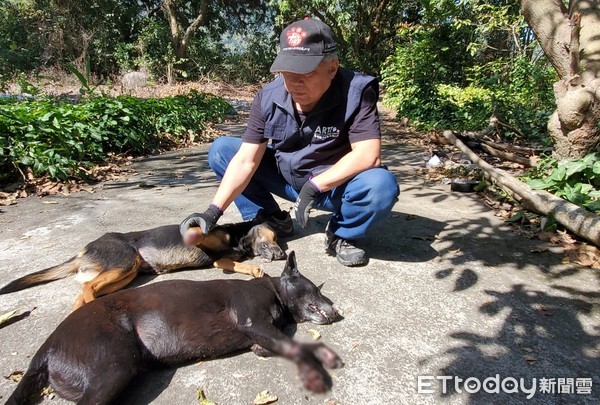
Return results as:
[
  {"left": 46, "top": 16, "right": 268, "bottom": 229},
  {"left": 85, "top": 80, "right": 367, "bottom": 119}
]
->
[{"left": 208, "top": 136, "right": 400, "bottom": 240}]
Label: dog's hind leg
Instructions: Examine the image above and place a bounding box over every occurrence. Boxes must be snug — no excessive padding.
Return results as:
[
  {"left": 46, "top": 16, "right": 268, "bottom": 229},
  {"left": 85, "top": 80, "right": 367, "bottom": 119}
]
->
[
  {"left": 75, "top": 367, "right": 135, "bottom": 405},
  {"left": 74, "top": 256, "right": 142, "bottom": 310},
  {"left": 244, "top": 322, "right": 342, "bottom": 393},
  {"left": 213, "top": 258, "right": 264, "bottom": 278}
]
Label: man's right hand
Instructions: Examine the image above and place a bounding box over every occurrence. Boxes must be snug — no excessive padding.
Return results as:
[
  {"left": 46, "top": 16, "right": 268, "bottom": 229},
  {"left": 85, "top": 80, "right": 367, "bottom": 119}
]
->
[{"left": 179, "top": 204, "right": 223, "bottom": 237}]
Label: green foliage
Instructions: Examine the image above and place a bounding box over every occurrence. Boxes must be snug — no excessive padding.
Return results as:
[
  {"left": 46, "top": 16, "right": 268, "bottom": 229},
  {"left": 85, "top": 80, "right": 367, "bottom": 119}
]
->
[
  {"left": 382, "top": 19, "right": 557, "bottom": 142},
  {"left": 466, "top": 56, "right": 557, "bottom": 140},
  {"left": 137, "top": 19, "right": 173, "bottom": 80},
  {"left": 66, "top": 60, "right": 98, "bottom": 95},
  {"left": 204, "top": 31, "right": 277, "bottom": 84},
  {"left": 381, "top": 24, "right": 476, "bottom": 128},
  {"left": 522, "top": 153, "right": 600, "bottom": 213},
  {"left": 273, "top": 0, "right": 418, "bottom": 75},
  {"left": 0, "top": 0, "right": 45, "bottom": 75},
  {"left": 113, "top": 42, "right": 140, "bottom": 73},
  {"left": 435, "top": 84, "right": 494, "bottom": 130},
  {"left": 15, "top": 73, "right": 40, "bottom": 95},
  {"left": 0, "top": 92, "right": 231, "bottom": 182}
]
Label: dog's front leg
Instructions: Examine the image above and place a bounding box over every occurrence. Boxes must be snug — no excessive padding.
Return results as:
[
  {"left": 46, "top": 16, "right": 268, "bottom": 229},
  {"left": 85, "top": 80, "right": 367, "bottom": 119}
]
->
[
  {"left": 213, "top": 258, "right": 263, "bottom": 278},
  {"left": 246, "top": 323, "right": 342, "bottom": 393}
]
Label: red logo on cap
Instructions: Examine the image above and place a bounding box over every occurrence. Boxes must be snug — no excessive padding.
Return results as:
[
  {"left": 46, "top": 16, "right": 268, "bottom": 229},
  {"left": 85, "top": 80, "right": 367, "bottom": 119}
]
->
[{"left": 286, "top": 27, "right": 307, "bottom": 47}]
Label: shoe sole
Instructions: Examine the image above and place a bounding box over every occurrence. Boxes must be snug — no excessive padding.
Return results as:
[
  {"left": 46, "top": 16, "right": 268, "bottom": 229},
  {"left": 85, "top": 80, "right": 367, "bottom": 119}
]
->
[
  {"left": 326, "top": 246, "right": 368, "bottom": 267},
  {"left": 336, "top": 256, "right": 368, "bottom": 266}
]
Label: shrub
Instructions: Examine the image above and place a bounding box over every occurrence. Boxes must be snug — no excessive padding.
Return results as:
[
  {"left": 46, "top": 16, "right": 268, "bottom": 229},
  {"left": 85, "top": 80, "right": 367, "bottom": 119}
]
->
[
  {"left": 381, "top": 27, "right": 557, "bottom": 141},
  {"left": 522, "top": 153, "right": 600, "bottom": 213},
  {"left": 0, "top": 91, "right": 231, "bottom": 182}
]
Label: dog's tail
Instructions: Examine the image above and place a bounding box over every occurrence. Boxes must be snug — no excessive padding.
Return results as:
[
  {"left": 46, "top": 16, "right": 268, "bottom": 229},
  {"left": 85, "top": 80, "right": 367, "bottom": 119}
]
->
[
  {"left": 0, "top": 257, "right": 78, "bottom": 294},
  {"left": 5, "top": 355, "right": 49, "bottom": 405}
]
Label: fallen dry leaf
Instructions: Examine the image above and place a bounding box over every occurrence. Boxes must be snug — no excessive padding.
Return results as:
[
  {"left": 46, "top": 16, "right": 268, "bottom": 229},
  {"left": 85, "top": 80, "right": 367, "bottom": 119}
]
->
[
  {"left": 566, "top": 244, "right": 600, "bottom": 269},
  {"left": 556, "top": 229, "right": 577, "bottom": 244},
  {"left": 196, "top": 388, "right": 217, "bottom": 405},
  {"left": 41, "top": 386, "right": 55, "bottom": 399},
  {"left": 306, "top": 329, "right": 321, "bottom": 341},
  {"left": 523, "top": 355, "right": 537, "bottom": 363},
  {"left": 137, "top": 182, "right": 156, "bottom": 189},
  {"left": 0, "top": 309, "right": 19, "bottom": 326},
  {"left": 536, "top": 304, "right": 552, "bottom": 316},
  {"left": 4, "top": 371, "right": 23, "bottom": 382},
  {"left": 253, "top": 390, "right": 278, "bottom": 405}
]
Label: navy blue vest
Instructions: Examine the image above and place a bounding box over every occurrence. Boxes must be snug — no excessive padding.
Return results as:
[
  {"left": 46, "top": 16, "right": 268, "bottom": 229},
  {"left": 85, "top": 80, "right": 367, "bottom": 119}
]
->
[{"left": 260, "top": 68, "right": 378, "bottom": 190}]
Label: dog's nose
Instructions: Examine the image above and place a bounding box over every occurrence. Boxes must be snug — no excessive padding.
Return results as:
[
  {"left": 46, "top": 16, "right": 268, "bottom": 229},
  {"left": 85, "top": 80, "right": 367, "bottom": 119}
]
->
[{"left": 331, "top": 307, "right": 344, "bottom": 322}]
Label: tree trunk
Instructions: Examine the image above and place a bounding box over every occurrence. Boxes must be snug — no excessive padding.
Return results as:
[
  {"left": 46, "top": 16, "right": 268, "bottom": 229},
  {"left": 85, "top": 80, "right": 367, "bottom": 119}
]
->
[
  {"left": 521, "top": 0, "right": 600, "bottom": 159},
  {"left": 161, "top": 0, "right": 209, "bottom": 63}
]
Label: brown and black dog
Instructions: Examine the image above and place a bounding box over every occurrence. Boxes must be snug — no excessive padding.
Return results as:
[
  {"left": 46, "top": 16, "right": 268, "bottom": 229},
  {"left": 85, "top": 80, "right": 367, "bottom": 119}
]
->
[
  {"left": 0, "top": 220, "right": 285, "bottom": 309},
  {"left": 5, "top": 251, "right": 343, "bottom": 404}
]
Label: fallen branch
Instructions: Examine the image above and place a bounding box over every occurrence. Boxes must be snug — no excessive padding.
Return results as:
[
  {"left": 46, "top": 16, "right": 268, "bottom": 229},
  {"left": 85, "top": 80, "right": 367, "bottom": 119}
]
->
[
  {"left": 480, "top": 139, "right": 551, "bottom": 156},
  {"left": 458, "top": 132, "right": 548, "bottom": 161},
  {"left": 444, "top": 130, "right": 600, "bottom": 247},
  {"left": 495, "top": 117, "right": 526, "bottom": 139},
  {"left": 460, "top": 135, "right": 536, "bottom": 166},
  {"left": 477, "top": 143, "right": 536, "bottom": 167}
]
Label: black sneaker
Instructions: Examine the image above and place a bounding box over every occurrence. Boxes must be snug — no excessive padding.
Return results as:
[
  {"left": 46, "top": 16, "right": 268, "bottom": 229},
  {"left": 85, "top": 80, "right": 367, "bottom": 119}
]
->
[
  {"left": 255, "top": 210, "right": 294, "bottom": 237},
  {"left": 325, "top": 232, "right": 368, "bottom": 267}
]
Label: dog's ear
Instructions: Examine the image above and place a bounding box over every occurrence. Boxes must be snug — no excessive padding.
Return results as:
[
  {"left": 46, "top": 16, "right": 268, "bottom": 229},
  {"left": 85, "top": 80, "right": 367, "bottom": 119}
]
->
[
  {"left": 237, "top": 232, "right": 253, "bottom": 253},
  {"left": 281, "top": 250, "right": 300, "bottom": 279},
  {"left": 239, "top": 225, "right": 263, "bottom": 254}
]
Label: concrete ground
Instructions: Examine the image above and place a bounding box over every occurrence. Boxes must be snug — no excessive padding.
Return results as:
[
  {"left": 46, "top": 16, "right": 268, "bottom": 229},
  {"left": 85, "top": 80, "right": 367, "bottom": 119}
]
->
[{"left": 0, "top": 138, "right": 598, "bottom": 404}]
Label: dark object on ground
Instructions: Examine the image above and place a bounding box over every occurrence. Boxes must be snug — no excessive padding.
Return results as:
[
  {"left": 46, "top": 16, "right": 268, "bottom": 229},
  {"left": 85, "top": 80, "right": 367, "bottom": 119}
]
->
[{"left": 451, "top": 179, "right": 479, "bottom": 193}]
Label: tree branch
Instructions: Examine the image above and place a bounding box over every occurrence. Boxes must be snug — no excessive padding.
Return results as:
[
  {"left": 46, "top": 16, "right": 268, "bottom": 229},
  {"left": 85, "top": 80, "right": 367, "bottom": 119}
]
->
[
  {"left": 182, "top": 1, "right": 209, "bottom": 50},
  {"left": 308, "top": 8, "right": 349, "bottom": 50},
  {"left": 366, "top": 0, "right": 390, "bottom": 48},
  {"left": 161, "top": 0, "right": 181, "bottom": 45}
]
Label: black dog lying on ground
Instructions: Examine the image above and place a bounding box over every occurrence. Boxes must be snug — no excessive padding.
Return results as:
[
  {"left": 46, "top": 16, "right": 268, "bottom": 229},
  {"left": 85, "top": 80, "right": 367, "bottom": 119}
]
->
[
  {"left": 0, "top": 219, "right": 285, "bottom": 310},
  {"left": 6, "top": 251, "right": 343, "bottom": 404}
]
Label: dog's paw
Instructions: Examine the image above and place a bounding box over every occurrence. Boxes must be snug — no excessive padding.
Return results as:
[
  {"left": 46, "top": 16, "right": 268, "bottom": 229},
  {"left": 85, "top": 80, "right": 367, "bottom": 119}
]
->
[
  {"left": 251, "top": 267, "right": 264, "bottom": 278},
  {"left": 298, "top": 362, "right": 331, "bottom": 393},
  {"left": 313, "top": 345, "right": 344, "bottom": 369}
]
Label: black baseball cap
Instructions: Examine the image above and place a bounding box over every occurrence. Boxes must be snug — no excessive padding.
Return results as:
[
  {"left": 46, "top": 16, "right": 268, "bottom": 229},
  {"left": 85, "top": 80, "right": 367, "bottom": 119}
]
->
[{"left": 270, "top": 18, "right": 338, "bottom": 74}]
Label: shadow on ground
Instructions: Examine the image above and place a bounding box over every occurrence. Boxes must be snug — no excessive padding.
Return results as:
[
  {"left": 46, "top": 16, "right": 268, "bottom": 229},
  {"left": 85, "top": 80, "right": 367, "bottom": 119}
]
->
[{"left": 421, "top": 283, "right": 599, "bottom": 404}]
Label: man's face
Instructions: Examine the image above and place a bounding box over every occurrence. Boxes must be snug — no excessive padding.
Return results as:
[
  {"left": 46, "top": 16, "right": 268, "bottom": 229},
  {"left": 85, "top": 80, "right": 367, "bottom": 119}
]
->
[{"left": 281, "top": 59, "right": 339, "bottom": 112}]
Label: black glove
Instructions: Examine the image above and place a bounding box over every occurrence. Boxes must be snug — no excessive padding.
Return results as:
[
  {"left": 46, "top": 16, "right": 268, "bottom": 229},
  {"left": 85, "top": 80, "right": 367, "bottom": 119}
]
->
[
  {"left": 180, "top": 204, "right": 223, "bottom": 236},
  {"left": 294, "top": 179, "right": 321, "bottom": 229}
]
